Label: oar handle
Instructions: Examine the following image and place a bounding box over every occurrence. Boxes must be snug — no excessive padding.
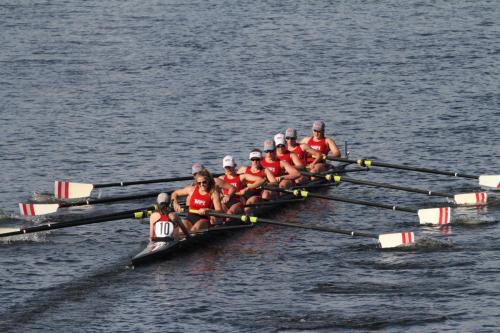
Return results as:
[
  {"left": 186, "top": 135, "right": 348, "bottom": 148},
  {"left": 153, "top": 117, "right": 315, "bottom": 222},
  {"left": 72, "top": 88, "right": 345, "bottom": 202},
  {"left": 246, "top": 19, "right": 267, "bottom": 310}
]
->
[
  {"left": 205, "top": 211, "right": 378, "bottom": 239},
  {"left": 1, "top": 206, "right": 156, "bottom": 238},
  {"left": 327, "top": 157, "right": 479, "bottom": 179}
]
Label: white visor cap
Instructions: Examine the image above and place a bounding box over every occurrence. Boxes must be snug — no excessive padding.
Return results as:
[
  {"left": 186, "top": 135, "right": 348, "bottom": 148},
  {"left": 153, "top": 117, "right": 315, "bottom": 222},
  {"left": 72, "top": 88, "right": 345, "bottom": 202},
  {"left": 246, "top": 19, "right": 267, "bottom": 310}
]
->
[{"left": 223, "top": 155, "right": 236, "bottom": 168}]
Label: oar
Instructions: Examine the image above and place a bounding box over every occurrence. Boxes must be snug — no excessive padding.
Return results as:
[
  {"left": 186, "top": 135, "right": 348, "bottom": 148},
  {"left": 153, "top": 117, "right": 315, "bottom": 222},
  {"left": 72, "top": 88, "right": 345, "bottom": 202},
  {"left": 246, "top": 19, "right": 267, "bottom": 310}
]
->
[
  {"left": 301, "top": 172, "right": 488, "bottom": 206},
  {"left": 263, "top": 186, "right": 452, "bottom": 225},
  {"left": 18, "top": 190, "right": 173, "bottom": 216},
  {"left": 0, "top": 206, "right": 156, "bottom": 238},
  {"left": 54, "top": 173, "right": 223, "bottom": 199},
  {"left": 204, "top": 211, "right": 415, "bottom": 249},
  {"left": 325, "top": 156, "right": 500, "bottom": 189}
]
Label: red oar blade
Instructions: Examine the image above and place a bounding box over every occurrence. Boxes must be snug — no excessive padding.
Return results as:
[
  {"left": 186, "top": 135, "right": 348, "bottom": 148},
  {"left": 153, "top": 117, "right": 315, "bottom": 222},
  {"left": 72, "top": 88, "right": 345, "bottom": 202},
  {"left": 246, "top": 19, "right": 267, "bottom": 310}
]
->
[
  {"left": 18, "top": 203, "right": 60, "bottom": 216},
  {"left": 453, "top": 192, "right": 488, "bottom": 206},
  {"left": 418, "top": 207, "right": 451, "bottom": 225},
  {"left": 479, "top": 175, "right": 500, "bottom": 189},
  {"left": 54, "top": 181, "right": 94, "bottom": 199},
  {"left": 378, "top": 231, "right": 415, "bottom": 248}
]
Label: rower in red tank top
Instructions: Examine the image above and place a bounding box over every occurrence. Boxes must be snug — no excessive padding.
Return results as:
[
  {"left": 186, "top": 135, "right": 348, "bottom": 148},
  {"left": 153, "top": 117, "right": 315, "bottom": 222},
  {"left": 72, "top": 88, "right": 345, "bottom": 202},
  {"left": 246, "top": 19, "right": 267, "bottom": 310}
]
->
[
  {"left": 262, "top": 139, "right": 301, "bottom": 193},
  {"left": 285, "top": 128, "right": 318, "bottom": 166},
  {"left": 220, "top": 155, "right": 266, "bottom": 215},
  {"left": 237, "top": 149, "right": 277, "bottom": 202},
  {"left": 300, "top": 121, "right": 341, "bottom": 175},
  {"left": 169, "top": 169, "right": 223, "bottom": 233},
  {"left": 274, "top": 132, "right": 306, "bottom": 184}
]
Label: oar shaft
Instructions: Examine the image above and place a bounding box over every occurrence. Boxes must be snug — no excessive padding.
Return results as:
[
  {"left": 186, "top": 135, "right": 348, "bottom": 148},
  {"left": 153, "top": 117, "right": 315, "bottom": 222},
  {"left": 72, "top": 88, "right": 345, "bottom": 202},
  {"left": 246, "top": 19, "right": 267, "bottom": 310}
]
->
[
  {"left": 58, "top": 191, "right": 164, "bottom": 208},
  {"left": 329, "top": 157, "right": 479, "bottom": 179},
  {"left": 265, "top": 186, "right": 417, "bottom": 213},
  {"left": 207, "top": 211, "right": 378, "bottom": 239},
  {"left": 312, "top": 173, "right": 453, "bottom": 198},
  {"left": 92, "top": 173, "right": 224, "bottom": 189},
  {"left": 93, "top": 177, "right": 193, "bottom": 189},
  {"left": 304, "top": 191, "right": 417, "bottom": 213},
  {"left": 1, "top": 206, "right": 155, "bottom": 238}
]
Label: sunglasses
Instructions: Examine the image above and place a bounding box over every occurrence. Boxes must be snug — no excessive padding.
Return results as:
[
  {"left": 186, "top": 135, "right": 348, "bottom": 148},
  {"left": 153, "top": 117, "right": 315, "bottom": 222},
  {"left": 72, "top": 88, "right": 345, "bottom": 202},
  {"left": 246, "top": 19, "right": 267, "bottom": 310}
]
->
[
  {"left": 265, "top": 150, "right": 275, "bottom": 153},
  {"left": 285, "top": 137, "right": 296, "bottom": 140},
  {"left": 276, "top": 144, "right": 285, "bottom": 148},
  {"left": 250, "top": 158, "right": 261, "bottom": 161},
  {"left": 197, "top": 181, "right": 208, "bottom": 186}
]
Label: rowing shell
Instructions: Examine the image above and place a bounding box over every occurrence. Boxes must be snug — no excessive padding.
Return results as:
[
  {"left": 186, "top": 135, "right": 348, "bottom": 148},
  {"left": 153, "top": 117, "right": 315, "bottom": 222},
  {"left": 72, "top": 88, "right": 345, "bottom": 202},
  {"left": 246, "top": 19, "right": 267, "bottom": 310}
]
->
[{"left": 130, "top": 170, "right": 339, "bottom": 267}]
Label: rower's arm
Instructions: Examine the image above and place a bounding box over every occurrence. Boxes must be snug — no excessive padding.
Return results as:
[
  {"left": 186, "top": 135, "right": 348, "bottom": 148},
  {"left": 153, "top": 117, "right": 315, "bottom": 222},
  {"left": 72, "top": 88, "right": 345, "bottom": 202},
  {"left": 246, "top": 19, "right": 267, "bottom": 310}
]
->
[
  {"left": 290, "top": 152, "right": 304, "bottom": 170},
  {"left": 214, "top": 178, "right": 236, "bottom": 197},
  {"left": 171, "top": 186, "right": 193, "bottom": 212},
  {"left": 264, "top": 168, "right": 278, "bottom": 184},
  {"left": 280, "top": 161, "right": 300, "bottom": 180},
  {"left": 241, "top": 174, "right": 266, "bottom": 190},
  {"left": 326, "top": 138, "right": 341, "bottom": 158}
]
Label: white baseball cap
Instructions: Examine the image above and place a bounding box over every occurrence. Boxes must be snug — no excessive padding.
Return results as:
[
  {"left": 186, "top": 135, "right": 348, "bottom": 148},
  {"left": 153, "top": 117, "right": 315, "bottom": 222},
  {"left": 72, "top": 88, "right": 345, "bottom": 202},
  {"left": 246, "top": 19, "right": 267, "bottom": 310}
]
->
[
  {"left": 249, "top": 151, "right": 262, "bottom": 160},
  {"left": 223, "top": 155, "right": 236, "bottom": 168},
  {"left": 274, "top": 133, "right": 286, "bottom": 146}
]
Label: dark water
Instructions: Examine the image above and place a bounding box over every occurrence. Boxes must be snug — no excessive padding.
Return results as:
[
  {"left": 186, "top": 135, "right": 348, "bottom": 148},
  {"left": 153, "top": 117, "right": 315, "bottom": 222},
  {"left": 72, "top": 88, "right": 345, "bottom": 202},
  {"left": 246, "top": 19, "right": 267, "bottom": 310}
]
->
[{"left": 1, "top": 1, "right": 499, "bottom": 331}]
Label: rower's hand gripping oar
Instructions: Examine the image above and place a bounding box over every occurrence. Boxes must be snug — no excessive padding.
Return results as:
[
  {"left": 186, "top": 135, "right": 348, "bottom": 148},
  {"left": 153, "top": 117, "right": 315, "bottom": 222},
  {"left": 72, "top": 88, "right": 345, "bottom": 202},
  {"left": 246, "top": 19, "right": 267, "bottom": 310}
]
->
[
  {"left": 264, "top": 186, "right": 452, "bottom": 225},
  {"left": 301, "top": 172, "right": 488, "bottom": 206},
  {"left": 203, "top": 211, "right": 415, "bottom": 249},
  {"left": 54, "top": 173, "right": 223, "bottom": 199},
  {"left": 18, "top": 190, "right": 171, "bottom": 216},
  {"left": 323, "top": 156, "right": 500, "bottom": 189},
  {"left": 0, "top": 206, "right": 157, "bottom": 238}
]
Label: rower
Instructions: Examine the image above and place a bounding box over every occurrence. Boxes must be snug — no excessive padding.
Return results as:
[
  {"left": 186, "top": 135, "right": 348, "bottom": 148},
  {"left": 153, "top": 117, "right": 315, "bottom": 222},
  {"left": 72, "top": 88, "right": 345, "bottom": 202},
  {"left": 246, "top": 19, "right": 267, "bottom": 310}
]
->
[
  {"left": 274, "top": 133, "right": 307, "bottom": 184},
  {"left": 170, "top": 169, "right": 223, "bottom": 232},
  {"left": 285, "top": 127, "right": 322, "bottom": 166},
  {"left": 149, "top": 192, "right": 175, "bottom": 241},
  {"left": 191, "top": 162, "right": 236, "bottom": 199},
  {"left": 237, "top": 149, "right": 277, "bottom": 201},
  {"left": 300, "top": 120, "right": 341, "bottom": 174},
  {"left": 261, "top": 139, "right": 301, "bottom": 191},
  {"left": 219, "top": 155, "right": 266, "bottom": 214}
]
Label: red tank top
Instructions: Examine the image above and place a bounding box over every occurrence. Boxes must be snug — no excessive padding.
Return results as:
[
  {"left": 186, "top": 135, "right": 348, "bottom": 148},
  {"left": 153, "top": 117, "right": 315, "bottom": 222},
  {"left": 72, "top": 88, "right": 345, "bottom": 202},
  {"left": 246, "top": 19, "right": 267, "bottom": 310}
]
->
[
  {"left": 245, "top": 166, "right": 264, "bottom": 180},
  {"left": 276, "top": 150, "right": 292, "bottom": 164},
  {"left": 188, "top": 186, "right": 213, "bottom": 211},
  {"left": 306, "top": 137, "right": 329, "bottom": 163},
  {"left": 261, "top": 159, "right": 282, "bottom": 177},
  {"left": 223, "top": 174, "right": 243, "bottom": 197},
  {"left": 289, "top": 144, "right": 306, "bottom": 164}
]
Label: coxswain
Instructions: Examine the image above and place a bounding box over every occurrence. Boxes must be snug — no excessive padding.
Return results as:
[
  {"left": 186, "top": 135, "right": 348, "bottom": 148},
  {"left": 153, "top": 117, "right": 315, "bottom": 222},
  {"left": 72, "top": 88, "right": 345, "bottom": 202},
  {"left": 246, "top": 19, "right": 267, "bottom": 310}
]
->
[
  {"left": 261, "top": 139, "right": 301, "bottom": 190},
  {"left": 219, "top": 155, "right": 266, "bottom": 214},
  {"left": 149, "top": 192, "right": 178, "bottom": 241},
  {"left": 300, "top": 120, "right": 341, "bottom": 173},
  {"left": 170, "top": 169, "right": 222, "bottom": 232}
]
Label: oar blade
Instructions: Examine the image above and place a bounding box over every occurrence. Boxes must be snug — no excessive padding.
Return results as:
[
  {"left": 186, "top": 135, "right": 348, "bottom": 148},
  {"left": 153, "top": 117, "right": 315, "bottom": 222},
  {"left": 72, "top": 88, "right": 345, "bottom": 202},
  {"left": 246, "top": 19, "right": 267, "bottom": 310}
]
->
[
  {"left": 18, "top": 203, "right": 60, "bottom": 216},
  {"left": 453, "top": 192, "right": 488, "bottom": 206},
  {"left": 479, "top": 175, "right": 500, "bottom": 189},
  {"left": 378, "top": 232, "right": 415, "bottom": 248},
  {"left": 0, "top": 227, "right": 21, "bottom": 235},
  {"left": 54, "top": 181, "right": 94, "bottom": 199},
  {"left": 417, "top": 207, "right": 451, "bottom": 225}
]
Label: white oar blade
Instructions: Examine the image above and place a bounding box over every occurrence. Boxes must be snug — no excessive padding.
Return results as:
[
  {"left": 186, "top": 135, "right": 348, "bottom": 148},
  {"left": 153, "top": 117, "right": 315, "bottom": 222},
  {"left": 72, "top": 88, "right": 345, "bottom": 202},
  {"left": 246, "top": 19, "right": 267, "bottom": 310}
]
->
[
  {"left": 55, "top": 181, "right": 94, "bottom": 199},
  {"left": 453, "top": 192, "right": 488, "bottom": 206},
  {"left": 479, "top": 175, "right": 500, "bottom": 189},
  {"left": 378, "top": 232, "right": 415, "bottom": 248},
  {"left": 418, "top": 207, "right": 451, "bottom": 225},
  {"left": 19, "top": 203, "right": 59, "bottom": 216},
  {"left": 0, "top": 227, "right": 20, "bottom": 235}
]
